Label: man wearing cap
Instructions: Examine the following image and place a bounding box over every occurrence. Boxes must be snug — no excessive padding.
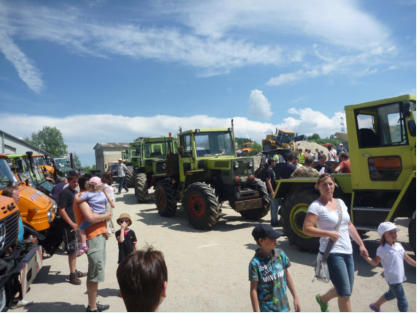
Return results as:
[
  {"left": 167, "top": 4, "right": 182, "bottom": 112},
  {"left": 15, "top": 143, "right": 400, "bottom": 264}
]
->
[
  {"left": 117, "top": 159, "right": 132, "bottom": 194},
  {"left": 249, "top": 224, "right": 300, "bottom": 312}
]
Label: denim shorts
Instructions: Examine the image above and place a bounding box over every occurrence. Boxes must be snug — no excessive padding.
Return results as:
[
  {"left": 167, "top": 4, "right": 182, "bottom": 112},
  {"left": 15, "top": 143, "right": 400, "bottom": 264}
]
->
[
  {"left": 384, "top": 283, "right": 408, "bottom": 312},
  {"left": 327, "top": 253, "right": 354, "bottom": 297}
]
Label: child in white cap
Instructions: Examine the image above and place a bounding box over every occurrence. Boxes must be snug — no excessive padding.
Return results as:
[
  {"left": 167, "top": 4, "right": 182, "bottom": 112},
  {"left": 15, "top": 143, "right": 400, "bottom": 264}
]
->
[
  {"left": 75, "top": 176, "right": 115, "bottom": 256},
  {"left": 364, "top": 221, "right": 415, "bottom": 312}
]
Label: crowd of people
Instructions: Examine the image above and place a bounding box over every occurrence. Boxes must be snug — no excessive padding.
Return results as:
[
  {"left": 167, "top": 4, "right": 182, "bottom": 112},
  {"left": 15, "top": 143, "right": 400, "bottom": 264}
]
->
[{"left": 3, "top": 155, "right": 414, "bottom": 312}]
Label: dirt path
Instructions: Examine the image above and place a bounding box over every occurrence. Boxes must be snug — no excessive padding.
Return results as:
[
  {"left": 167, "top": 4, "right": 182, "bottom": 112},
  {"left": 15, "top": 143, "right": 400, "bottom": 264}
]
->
[{"left": 12, "top": 188, "right": 416, "bottom": 312}]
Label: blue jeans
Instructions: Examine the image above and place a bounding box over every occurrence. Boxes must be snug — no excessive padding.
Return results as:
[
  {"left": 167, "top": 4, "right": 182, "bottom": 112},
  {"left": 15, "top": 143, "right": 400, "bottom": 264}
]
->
[
  {"left": 269, "top": 196, "right": 279, "bottom": 225},
  {"left": 118, "top": 176, "right": 128, "bottom": 193},
  {"left": 327, "top": 253, "right": 354, "bottom": 297},
  {"left": 384, "top": 283, "right": 408, "bottom": 312}
]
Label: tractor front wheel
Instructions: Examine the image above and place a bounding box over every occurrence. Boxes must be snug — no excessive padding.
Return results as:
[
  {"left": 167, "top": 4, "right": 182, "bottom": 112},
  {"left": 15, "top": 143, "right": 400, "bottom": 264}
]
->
[
  {"left": 135, "top": 172, "right": 149, "bottom": 203},
  {"left": 155, "top": 179, "right": 177, "bottom": 217},
  {"left": 183, "top": 182, "right": 220, "bottom": 230},
  {"left": 239, "top": 179, "right": 270, "bottom": 220},
  {"left": 281, "top": 188, "right": 319, "bottom": 252}
]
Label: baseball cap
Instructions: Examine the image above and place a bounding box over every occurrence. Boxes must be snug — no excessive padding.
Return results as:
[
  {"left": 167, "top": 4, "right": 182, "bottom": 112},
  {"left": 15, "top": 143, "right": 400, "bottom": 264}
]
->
[
  {"left": 252, "top": 224, "right": 283, "bottom": 240},
  {"left": 88, "top": 176, "right": 102, "bottom": 186},
  {"left": 377, "top": 222, "right": 400, "bottom": 237}
]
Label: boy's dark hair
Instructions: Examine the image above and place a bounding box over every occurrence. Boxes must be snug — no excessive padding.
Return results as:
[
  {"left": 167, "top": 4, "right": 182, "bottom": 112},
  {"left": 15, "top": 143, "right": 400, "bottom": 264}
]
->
[
  {"left": 304, "top": 156, "right": 314, "bottom": 166},
  {"left": 340, "top": 152, "right": 349, "bottom": 160},
  {"left": 78, "top": 174, "right": 92, "bottom": 192},
  {"left": 267, "top": 158, "right": 275, "bottom": 166},
  {"left": 101, "top": 173, "right": 113, "bottom": 185},
  {"left": 66, "top": 171, "right": 79, "bottom": 181},
  {"left": 117, "top": 247, "right": 168, "bottom": 312},
  {"left": 286, "top": 152, "right": 296, "bottom": 162}
]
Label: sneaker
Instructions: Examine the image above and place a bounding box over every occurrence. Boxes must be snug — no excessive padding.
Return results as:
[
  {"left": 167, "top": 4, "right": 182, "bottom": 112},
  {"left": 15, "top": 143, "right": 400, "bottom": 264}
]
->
[
  {"left": 76, "top": 270, "right": 87, "bottom": 278},
  {"left": 10, "top": 300, "right": 33, "bottom": 308},
  {"left": 315, "top": 294, "right": 329, "bottom": 312},
  {"left": 370, "top": 303, "right": 382, "bottom": 312},
  {"left": 69, "top": 272, "right": 81, "bottom": 285},
  {"left": 86, "top": 303, "right": 110, "bottom": 312}
]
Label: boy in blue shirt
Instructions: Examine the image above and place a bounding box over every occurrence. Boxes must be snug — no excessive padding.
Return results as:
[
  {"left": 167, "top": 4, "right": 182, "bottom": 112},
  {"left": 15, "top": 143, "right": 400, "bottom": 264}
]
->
[{"left": 249, "top": 224, "right": 300, "bottom": 312}]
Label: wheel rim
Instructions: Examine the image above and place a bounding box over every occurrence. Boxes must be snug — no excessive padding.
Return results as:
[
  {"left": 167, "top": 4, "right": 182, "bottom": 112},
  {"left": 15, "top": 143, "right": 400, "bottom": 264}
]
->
[
  {"left": 157, "top": 188, "right": 166, "bottom": 209},
  {"left": 189, "top": 194, "right": 205, "bottom": 218},
  {"left": 289, "top": 203, "right": 310, "bottom": 239}
]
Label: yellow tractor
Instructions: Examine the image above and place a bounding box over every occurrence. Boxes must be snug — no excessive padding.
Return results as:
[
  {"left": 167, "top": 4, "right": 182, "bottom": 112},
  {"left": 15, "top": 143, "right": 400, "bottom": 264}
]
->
[{"left": 262, "top": 129, "right": 296, "bottom": 152}]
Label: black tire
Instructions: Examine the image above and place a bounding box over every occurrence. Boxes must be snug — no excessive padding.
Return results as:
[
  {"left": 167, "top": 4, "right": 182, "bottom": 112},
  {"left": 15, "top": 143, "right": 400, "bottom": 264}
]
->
[
  {"left": 125, "top": 171, "right": 135, "bottom": 188},
  {"left": 409, "top": 215, "right": 415, "bottom": 253},
  {"left": 238, "top": 179, "right": 270, "bottom": 220},
  {"left": 281, "top": 188, "right": 319, "bottom": 252},
  {"left": 183, "top": 182, "right": 220, "bottom": 230},
  {"left": 155, "top": 180, "right": 177, "bottom": 217},
  {"left": 135, "top": 173, "right": 149, "bottom": 202}
]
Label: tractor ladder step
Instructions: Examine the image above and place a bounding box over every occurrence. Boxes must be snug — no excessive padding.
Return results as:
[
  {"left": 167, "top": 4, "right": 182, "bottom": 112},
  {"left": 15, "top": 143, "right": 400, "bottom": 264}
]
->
[{"left": 352, "top": 207, "right": 391, "bottom": 212}]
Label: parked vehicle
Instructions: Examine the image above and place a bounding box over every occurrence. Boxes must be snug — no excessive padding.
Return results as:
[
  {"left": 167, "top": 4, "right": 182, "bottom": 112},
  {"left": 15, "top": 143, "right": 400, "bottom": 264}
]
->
[
  {"left": 128, "top": 136, "right": 177, "bottom": 202},
  {"left": 32, "top": 153, "right": 55, "bottom": 178},
  {"left": 274, "top": 95, "right": 416, "bottom": 252},
  {"left": 154, "top": 124, "right": 270, "bottom": 230}
]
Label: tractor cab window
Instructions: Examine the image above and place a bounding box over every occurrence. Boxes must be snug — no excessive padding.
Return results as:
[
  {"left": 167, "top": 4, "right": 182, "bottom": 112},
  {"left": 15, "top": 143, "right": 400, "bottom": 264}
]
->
[
  {"left": 181, "top": 135, "right": 192, "bottom": 157},
  {"left": 0, "top": 159, "right": 18, "bottom": 189},
  {"left": 194, "top": 132, "right": 234, "bottom": 157},
  {"left": 355, "top": 102, "right": 408, "bottom": 148}
]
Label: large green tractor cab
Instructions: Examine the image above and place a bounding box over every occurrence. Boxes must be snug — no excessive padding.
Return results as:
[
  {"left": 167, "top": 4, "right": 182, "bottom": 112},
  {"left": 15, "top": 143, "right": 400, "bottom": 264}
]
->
[
  {"left": 274, "top": 95, "right": 416, "bottom": 252},
  {"left": 129, "top": 136, "right": 177, "bottom": 202},
  {"left": 154, "top": 126, "right": 270, "bottom": 230}
]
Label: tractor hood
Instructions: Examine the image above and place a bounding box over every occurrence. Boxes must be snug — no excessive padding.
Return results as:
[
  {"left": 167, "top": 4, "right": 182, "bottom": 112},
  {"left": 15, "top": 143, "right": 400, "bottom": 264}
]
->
[{"left": 198, "top": 155, "right": 255, "bottom": 177}]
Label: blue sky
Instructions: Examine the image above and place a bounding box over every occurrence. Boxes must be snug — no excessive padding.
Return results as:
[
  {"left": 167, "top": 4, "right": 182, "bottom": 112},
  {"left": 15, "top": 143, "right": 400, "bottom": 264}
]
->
[{"left": 0, "top": 0, "right": 415, "bottom": 166}]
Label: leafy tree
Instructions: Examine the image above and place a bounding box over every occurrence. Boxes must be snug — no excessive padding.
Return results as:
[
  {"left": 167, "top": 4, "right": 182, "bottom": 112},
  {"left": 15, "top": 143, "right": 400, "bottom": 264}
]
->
[
  {"left": 249, "top": 142, "right": 262, "bottom": 155},
  {"left": 26, "top": 126, "right": 68, "bottom": 157},
  {"left": 308, "top": 133, "right": 321, "bottom": 141}
]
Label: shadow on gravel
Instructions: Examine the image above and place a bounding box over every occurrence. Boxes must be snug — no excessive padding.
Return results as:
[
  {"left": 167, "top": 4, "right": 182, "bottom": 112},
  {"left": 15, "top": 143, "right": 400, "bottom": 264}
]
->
[
  {"left": 133, "top": 204, "right": 268, "bottom": 233},
  {"left": 33, "top": 266, "right": 68, "bottom": 285},
  {"left": 22, "top": 301, "right": 85, "bottom": 312},
  {"left": 96, "top": 288, "right": 120, "bottom": 298}
]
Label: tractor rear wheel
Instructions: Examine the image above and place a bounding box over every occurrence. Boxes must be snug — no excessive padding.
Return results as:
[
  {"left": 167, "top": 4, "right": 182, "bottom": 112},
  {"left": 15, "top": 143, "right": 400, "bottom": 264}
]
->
[
  {"left": 155, "top": 180, "right": 177, "bottom": 217},
  {"left": 239, "top": 179, "right": 270, "bottom": 220},
  {"left": 409, "top": 214, "right": 415, "bottom": 253},
  {"left": 183, "top": 182, "right": 220, "bottom": 230},
  {"left": 281, "top": 188, "right": 319, "bottom": 252},
  {"left": 135, "top": 173, "right": 149, "bottom": 203}
]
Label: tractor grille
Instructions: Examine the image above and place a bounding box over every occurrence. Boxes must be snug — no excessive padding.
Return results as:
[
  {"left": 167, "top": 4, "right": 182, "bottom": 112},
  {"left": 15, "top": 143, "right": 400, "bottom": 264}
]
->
[
  {"left": 0, "top": 211, "right": 19, "bottom": 252},
  {"left": 214, "top": 161, "right": 229, "bottom": 168}
]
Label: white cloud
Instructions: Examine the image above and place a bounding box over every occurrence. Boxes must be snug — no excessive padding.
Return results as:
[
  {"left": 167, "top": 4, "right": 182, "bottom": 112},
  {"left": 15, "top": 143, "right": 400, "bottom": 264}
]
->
[
  {"left": 0, "top": 30, "right": 43, "bottom": 93},
  {"left": 248, "top": 89, "right": 272, "bottom": 121},
  {"left": 159, "top": 0, "right": 391, "bottom": 50},
  {"left": 0, "top": 110, "right": 343, "bottom": 165}
]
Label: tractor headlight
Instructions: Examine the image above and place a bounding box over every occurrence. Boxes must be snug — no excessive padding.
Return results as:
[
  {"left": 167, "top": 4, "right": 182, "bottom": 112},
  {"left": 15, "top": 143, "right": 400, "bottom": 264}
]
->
[
  {"left": 162, "top": 162, "right": 167, "bottom": 170},
  {"left": 233, "top": 161, "right": 239, "bottom": 169},
  {"left": 48, "top": 209, "right": 53, "bottom": 223},
  {"left": 52, "top": 200, "right": 58, "bottom": 213},
  {"left": 248, "top": 160, "right": 253, "bottom": 168},
  {"left": 0, "top": 223, "right": 5, "bottom": 250}
]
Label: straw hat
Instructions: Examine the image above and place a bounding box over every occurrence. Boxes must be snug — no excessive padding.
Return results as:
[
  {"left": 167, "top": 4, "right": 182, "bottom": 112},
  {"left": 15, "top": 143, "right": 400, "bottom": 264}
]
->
[{"left": 117, "top": 213, "right": 132, "bottom": 226}]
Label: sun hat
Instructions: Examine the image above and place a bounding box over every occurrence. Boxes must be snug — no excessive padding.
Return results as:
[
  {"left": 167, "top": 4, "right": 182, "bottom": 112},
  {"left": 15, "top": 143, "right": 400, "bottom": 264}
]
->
[
  {"left": 252, "top": 224, "right": 283, "bottom": 240},
  {"left": 117, "top": 213, "right": 132, "bottom": 226},
  {"left": 88, "top": 176, "right": 102, "bottom": 186},
  {"left": 377, "top": 221, "right": 400, "bottom": 237}
]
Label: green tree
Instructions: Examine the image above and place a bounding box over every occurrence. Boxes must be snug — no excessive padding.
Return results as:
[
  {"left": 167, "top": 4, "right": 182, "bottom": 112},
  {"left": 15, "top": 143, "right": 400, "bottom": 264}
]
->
[
  {"left": 26, "top": 126, "right": 68, "bottom": 157},
  {"left": 73, "top": 153, "right": 82, "bottom": 168}
]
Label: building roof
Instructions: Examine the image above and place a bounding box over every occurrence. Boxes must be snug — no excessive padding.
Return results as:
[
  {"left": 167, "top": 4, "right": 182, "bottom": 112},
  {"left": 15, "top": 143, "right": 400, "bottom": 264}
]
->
[
  {"left": 93, "top": 142, "right": 130, "bottom": 150},
  {"left": 0, "top": 129, "right": 48, "bottom": 154}
]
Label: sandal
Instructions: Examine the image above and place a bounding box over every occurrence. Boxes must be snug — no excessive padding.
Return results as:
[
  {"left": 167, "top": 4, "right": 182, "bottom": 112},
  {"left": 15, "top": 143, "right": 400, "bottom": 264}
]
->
[
  {"left": 315, "top": 294, "right": 329, "bottom": 312},
  {"left": 370, "top": 303, "right": 382, "bottom": 312}
]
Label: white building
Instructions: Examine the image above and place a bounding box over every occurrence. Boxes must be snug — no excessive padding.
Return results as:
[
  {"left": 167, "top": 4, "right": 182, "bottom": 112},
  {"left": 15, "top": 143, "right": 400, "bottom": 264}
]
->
[
  {"left": 93, "top": 142, "right": 130, "bottom": 175},
  {"left": 0, "top": 130, "right": 47, "bottom": 155}
]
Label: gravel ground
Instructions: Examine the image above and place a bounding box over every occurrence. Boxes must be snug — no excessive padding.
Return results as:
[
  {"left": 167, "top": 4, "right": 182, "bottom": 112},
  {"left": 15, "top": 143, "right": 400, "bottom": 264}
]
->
[{"left": 11, "top": 188, "right": 416, "bottom": 312}]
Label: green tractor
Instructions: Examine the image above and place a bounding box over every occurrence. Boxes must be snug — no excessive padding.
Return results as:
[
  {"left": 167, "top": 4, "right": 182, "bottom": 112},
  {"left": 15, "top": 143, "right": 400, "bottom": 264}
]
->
[
  {"left": 129, "top": 136, "right": 177, "bottom": 202},
  {"left": 274, "top": 95, "right": 416, "bottom": 252},
  {"left": 154, "top": 125, "right": 270, "bottom": 230}
]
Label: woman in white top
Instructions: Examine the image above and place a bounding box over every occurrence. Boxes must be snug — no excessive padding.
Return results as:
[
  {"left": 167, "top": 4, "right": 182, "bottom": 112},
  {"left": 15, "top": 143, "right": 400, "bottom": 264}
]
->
[{"left": 303, "top": 173, "right": 369, "bottom": 312}]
